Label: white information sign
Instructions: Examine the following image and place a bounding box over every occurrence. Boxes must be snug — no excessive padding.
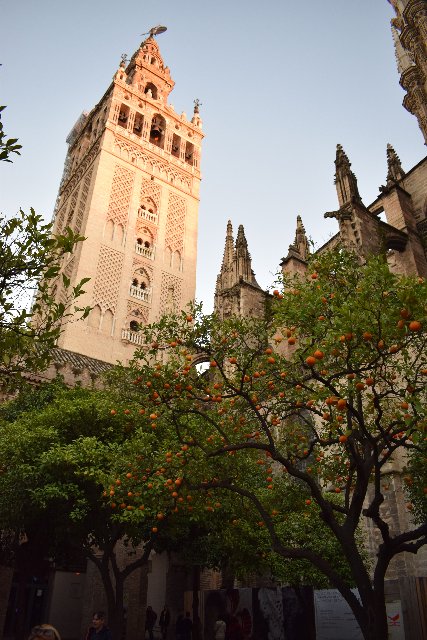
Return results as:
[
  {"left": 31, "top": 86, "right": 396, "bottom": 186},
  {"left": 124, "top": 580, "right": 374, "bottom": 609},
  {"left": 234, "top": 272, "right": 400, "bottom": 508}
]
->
[
  {"left": 314, "top": 589, "right": 363, "bottom": 640},
  {"left": 315, "top": 591, "right": 406, "bottom": 640},
  {"left": 386, "top": 601, "right": 405, "bottom": 640}
]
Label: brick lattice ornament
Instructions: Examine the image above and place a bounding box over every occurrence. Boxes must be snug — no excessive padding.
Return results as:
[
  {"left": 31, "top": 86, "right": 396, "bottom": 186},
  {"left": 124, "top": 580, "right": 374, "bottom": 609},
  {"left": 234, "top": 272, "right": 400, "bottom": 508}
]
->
[
  {"left": 75, "top": 167, "right": 93, "bottom": 234},
  {"left": 165, "top": 193, "right": 186, "bottom": 254},
  {"left": 107, "top": 165, "right": 135, "bottom": 226},
  {"left": 93, "top": 246, "right": 124, "bottom": 313}
]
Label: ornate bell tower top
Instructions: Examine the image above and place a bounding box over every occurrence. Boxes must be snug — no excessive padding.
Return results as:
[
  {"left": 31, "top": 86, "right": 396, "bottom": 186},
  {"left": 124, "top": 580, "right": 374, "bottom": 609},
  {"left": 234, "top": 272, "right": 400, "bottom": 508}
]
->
[{"left": 122, "top": 36, "right": 175, "bottom": 102}]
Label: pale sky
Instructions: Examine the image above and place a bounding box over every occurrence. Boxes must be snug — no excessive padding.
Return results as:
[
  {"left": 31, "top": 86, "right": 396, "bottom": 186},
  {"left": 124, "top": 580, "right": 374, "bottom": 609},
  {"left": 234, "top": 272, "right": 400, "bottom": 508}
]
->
[{"left": 1, "top": 0, "right": 425, "bottom": 312}]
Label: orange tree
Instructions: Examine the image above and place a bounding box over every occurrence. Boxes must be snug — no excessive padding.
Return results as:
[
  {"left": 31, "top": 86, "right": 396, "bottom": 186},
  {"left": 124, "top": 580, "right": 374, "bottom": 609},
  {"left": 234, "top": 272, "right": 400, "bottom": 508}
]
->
[
  {"left": 102, "top": 401, "right": 354, "bottom": 589},
  {"left": 112, "top": 250, "right": 427, "bottom": 640}
]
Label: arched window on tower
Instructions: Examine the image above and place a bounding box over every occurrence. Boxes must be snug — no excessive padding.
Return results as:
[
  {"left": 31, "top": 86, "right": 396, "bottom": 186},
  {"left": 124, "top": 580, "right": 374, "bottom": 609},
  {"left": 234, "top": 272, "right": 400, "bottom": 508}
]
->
[
  {"left": 117, "top": 104, "right": 130, "bottom": 128},
  {"left": 174, "top": 250, "right": 182, "bottom": 271},
  {"left": 138, "top": 200, "right": 158, "bottom": 224},
  {"left": 135, "top": 227, "right": 155, "bottom": 260},
  {"left": 88, "top": 305, "right": 102, "bottom": 330},
  {"left": 185, "top": 141, "right": 194, "bottom": 166},
  {"left": 130, "top": 268, "right": 152, "bottom": 303},
  {"left": 171, "top": 133, "right": 181, "bottom": 158},
  {"left": 133, "top": 112, "right": 144, "bottom": 137},
  {"left": 104, "top": 220, "right": 114, "bottom": 241},
  {"left": 116, "top": 223, "right": 125, "bottom": 246},
  {"left": 150, "top": 114, "right": 165, "bottom": 149},
  {"left": 130, "top": 320, "right": 140, "bottom": 332},
  {"left": 102, "top": 309, "right": 114, "bottom": 336},
  {"left": 166, "top": 286, "right": 175, "bottom": 313},
  {"left": 145, "top": 83, "right": 158, "bottom": 100}
]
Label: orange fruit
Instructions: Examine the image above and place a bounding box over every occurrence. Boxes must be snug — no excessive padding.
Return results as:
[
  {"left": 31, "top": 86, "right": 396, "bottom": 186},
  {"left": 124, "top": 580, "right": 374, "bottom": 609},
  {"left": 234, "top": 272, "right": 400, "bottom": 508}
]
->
[{"left": 409, "top": 320, "right": 422, "bottom": 332}]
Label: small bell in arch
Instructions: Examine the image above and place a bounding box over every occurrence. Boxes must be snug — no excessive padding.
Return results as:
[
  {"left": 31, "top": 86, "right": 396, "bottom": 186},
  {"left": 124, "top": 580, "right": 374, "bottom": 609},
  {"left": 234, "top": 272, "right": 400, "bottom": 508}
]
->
[{"left": 150, "top": 117, "right": 163, "bottom": 142}]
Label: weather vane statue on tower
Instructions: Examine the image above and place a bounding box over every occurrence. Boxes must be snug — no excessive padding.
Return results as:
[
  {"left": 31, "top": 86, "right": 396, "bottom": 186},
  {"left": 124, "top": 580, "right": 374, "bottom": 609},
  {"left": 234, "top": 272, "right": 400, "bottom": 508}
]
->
[{"left": 141, "top": 25, "right": 168, "bottom": 40}]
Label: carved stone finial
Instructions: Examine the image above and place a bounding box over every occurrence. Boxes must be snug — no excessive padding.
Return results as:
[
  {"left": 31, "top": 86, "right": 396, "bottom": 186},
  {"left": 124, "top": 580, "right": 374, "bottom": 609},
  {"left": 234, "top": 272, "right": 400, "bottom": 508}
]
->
[
  {"left": 283, "top": 216, "right": 311, "bottom": 263},
  {"left": 334, "top": 144, "right": 361, "bottom": 207},
  {"left": 386, "top": 143, "right": 406, "bottom": 186},
  {"left": 220, "top": 220, "right": 235, "bottom": 271},
  {"left": 191, "top": 100, "right": 203, "bottom": 128},
  {"left": 235, "top": 225, "right": 249, "bottom": 252}
]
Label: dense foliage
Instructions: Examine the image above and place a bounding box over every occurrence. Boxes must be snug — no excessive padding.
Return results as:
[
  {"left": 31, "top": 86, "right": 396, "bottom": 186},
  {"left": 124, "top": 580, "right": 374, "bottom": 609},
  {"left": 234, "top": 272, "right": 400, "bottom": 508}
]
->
[
  {"left": 0, "top": 107, "right": 90, "bottom": 388},
  {"left": 0, "top": 382, "right": 344, "bottom": 639}
]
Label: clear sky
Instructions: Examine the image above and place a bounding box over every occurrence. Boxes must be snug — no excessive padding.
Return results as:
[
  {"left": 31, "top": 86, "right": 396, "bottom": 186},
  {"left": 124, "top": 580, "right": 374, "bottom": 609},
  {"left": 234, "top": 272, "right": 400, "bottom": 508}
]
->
[{"left": 1, "top": 0, "right": 425, "bottom": 313}]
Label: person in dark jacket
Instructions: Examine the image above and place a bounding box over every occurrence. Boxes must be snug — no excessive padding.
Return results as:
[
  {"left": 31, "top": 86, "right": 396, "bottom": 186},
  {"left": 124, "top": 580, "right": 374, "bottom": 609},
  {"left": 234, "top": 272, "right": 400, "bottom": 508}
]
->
[
  {"left": 159, "top": 606, "right": 170, "bottom": 640},
  {"left": 181, "top": 612, "right": 192, "bottom": 640},
  {"left": 175, "top": 614, "right": 184, "bottom": 640},
  {"left": 145, "top": 606, "right": 157, "bottom": 640},
  {"left": 85, "top": 612, "right": 112, "bottom": 640}
]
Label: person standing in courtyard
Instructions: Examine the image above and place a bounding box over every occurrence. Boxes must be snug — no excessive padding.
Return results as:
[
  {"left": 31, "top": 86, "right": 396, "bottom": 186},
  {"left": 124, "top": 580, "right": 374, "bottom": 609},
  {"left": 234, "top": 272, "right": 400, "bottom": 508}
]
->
[
  {"left": 159, "top": 605, "right": 170, "bottom": 640},
  {"left": 181, "top": 612, "right": 192, "bottom": 640},
  {"left": 214, "top": 616, "right": 226, "bottom": 640},
  {"left": 145, "top": 606, "right": 157, "bottom": 640},
  {"left": 175, "top": 614, "right": 184, "bottom": 640},
  {"left": 85, "top": 612, "right": 112, "bottom": 640}
]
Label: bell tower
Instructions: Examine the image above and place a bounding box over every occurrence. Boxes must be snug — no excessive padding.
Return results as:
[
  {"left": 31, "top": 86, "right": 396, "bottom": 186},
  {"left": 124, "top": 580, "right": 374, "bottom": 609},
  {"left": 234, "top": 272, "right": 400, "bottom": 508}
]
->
[{"left": 52, "top": 30, "right": 204, "bottom": 364}]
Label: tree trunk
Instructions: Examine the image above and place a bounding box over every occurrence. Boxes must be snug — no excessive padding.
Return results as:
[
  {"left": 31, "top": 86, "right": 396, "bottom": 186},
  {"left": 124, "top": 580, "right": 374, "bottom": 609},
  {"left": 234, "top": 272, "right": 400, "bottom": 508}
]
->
[
  {"left": 357, "top": 585, "right": 389, "bottom": 640},
  {"left": 14, "top": 570, "right": 28, "bottom": 640},
  {"left": 357, "top": 607, "right": 389, "bottom": 640},
  {"left": 220, "top": 566, "right": 235, "bottom": 590},
  {"left": 191, "top": 566, "right": 201, "bottom": 640},
  {"left": 97, "top": 564, "right": 125, "bottom": 640},
  {"left": 0, "top": 565, "right": 14, "bottom": 640}
]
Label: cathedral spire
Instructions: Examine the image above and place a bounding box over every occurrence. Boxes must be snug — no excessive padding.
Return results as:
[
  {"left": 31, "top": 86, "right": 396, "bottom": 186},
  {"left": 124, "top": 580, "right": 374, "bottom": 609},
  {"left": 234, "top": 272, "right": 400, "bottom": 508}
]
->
[
  {"left": 386, "top": 143, "right": 406, "bottom": 185},
  {"left": 293, "top": 215, "right": 310, "bottom": 261},
  {"left": 234, "top": 224, "right": 254, "bottom": 283},
  {"left": 334, "top": 144, "right": 361, "bottom": 208},
  {"left": 214, "top": 221, "right": 264, "bottom": 319},
  {"left": 221, "top": 220, "right": 235, "bottom": 269},
  {"left": 215, "top": 220, "right": 235, "bottom": 294},
  {"left": 281, "top": 216, "right": 310, "bottom": 274}
]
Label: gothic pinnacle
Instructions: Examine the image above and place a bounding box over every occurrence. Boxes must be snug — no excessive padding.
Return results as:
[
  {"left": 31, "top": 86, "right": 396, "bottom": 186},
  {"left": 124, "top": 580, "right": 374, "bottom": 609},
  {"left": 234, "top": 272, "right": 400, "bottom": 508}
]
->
[
  {"left": 292, "top": 216, "right": 310, "bottom": 260},
  {"left": 236, "top": 224, "right": 249, "bottom": 251},
  {"left": 386, "top": 143, "right": 405, "bottom": 185},
  {"left": 335, "top": 144, "right": 351, "bottom": 171},
  {"left": 334, "top": 144, "right": 361, "bottom": 206},
  {"left": 220, "top": 220, "right": 234, "bottom": 270}
]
